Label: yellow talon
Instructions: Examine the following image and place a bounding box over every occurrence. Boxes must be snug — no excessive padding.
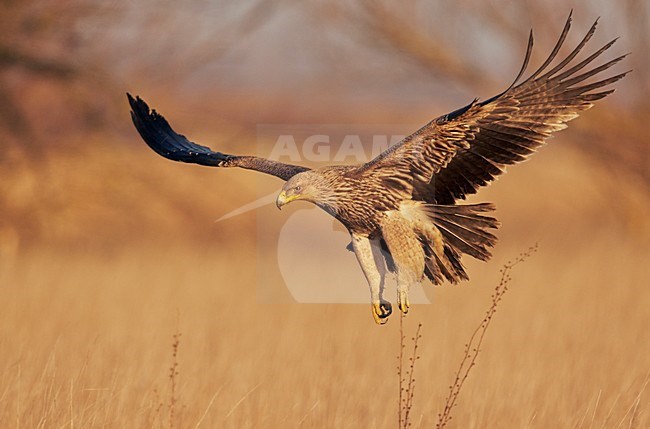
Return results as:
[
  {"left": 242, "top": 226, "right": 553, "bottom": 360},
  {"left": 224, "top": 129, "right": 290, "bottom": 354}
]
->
[
  {"left": 371, "top": 301, "right": 391, "bottom": 325},
  {"left": 372, "top": 308, "right": 387, "bottom": 324},
  {"left": 398, "top": 291, "right": 410, "bottom": 314}
]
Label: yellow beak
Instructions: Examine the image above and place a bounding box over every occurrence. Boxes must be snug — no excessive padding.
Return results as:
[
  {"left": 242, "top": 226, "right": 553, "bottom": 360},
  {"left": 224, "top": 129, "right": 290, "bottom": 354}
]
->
[{"left": 276, "top": 191, "right": 301, "bottom": 209}]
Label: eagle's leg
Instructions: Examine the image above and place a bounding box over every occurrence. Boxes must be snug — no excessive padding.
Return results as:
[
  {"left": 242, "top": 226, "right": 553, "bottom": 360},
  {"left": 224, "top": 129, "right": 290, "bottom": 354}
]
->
[
  {"left": 350, "top": 233, "right": 392, "bottom": 324},
  {"left": 380, "top": 211, "right": 426, "bottom": 315}
]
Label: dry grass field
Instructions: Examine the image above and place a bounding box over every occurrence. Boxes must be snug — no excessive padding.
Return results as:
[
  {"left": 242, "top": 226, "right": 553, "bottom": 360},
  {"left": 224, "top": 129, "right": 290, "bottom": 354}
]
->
[{"left": 1, "top": 138, "right": 648, "bottom": 428}]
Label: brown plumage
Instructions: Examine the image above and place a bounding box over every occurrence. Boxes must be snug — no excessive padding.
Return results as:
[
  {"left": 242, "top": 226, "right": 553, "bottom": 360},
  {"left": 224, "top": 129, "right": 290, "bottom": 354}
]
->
[{"left": 128, "top": 12, "right": 628, "bottom": 324}]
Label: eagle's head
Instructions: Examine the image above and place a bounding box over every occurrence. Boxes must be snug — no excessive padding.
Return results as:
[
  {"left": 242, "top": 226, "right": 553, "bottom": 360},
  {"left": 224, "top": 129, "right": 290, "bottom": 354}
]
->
[{"left": 276, "top": 169, "right": 339, "bottom": 211}]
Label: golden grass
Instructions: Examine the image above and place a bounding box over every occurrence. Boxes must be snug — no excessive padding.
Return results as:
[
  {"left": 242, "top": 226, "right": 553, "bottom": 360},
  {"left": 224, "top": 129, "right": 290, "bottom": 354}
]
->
[
  {"left": 0, "top": 140, "right": 648, "bottom": 427},
  {"left": 0, "top": 232, "right": 647, "bottom": 427}
]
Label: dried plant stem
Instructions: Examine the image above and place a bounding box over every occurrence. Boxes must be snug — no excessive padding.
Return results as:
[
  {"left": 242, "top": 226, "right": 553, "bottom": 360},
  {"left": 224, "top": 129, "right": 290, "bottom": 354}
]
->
[
  {"left": 398, "top": 313, "right": 405, "bottom": 429},
  {"left": 398, "top": 312, "right": 423, "bottom": 429},
  {"left": 169, "top": 331, "right": 181, "bottom": 429},
  {"left": 436, "top": 244, "right": 538, "bottom": 428}
]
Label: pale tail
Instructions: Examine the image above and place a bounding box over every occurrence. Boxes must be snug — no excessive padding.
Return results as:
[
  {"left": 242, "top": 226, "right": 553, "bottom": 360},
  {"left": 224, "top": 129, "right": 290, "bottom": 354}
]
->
[{"left": 419, "top": 203, "right": 499, "bottom": 285}]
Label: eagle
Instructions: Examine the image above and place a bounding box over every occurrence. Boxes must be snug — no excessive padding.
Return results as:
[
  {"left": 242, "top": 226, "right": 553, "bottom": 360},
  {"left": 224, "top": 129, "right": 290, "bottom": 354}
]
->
[{"left": 128, "top": 13, "right": 627, "bottom": 324}]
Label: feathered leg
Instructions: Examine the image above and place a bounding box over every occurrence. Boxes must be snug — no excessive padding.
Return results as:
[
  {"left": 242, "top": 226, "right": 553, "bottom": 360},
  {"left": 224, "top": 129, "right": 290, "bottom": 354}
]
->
[
  {"left": 351, "top": 233, "right": 392, "bottom": 324},
  {"left": 380, "top": 211, "right": 426, "bottom": 315}
]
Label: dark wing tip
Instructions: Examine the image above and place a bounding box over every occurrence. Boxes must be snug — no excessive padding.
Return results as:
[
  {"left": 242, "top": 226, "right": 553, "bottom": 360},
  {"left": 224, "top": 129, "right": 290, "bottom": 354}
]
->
[
  {"left": 127, "top": 93, "right": 149, "bottom": 117},
  {"left": 127, "top": 93, "right": 230, "bottom": 166}
]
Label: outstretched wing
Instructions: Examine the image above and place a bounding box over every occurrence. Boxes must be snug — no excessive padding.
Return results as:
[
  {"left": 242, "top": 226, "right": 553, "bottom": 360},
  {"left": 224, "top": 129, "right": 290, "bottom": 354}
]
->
[
  {"left": 128, "top": 94, "right": 309, "bottom": 181},
  {"left": 359, "top": 12, "right": 629, "bottom": 203}
]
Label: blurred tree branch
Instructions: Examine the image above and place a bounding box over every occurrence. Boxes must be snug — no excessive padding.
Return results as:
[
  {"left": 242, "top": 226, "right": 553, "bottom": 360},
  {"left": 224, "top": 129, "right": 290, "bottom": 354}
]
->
[
  {"left": 355, "top": 0, "right": 492, "bottom": 90},
  {"left": 0, "top": 0, "right": 83, "bottom": 148},
  {"left": 0, "top": 45, "right": 75, "bottom": 77},
  {"left": 0, "top": 43, "right": 77, "bottom": 143}
]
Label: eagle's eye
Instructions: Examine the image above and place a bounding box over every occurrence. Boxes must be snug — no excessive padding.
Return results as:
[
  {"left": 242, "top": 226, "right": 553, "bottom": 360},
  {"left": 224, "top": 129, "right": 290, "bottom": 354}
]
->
[{"left": 295, "top": 185, "right": 302, "bottom": 192}]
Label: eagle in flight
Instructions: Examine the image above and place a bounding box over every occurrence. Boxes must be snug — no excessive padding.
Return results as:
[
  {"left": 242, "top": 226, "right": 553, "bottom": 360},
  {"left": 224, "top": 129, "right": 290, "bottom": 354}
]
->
[{"left": 128, "top": 13, "right": 627, "bottom": 324}]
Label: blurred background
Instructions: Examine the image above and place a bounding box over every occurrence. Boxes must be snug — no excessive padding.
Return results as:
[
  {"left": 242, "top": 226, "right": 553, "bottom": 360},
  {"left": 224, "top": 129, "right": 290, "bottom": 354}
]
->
[{"left": 0, "top": 0, "right": 648, "bottom": 427}]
